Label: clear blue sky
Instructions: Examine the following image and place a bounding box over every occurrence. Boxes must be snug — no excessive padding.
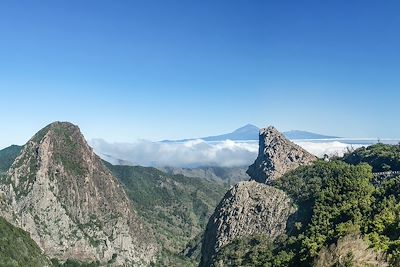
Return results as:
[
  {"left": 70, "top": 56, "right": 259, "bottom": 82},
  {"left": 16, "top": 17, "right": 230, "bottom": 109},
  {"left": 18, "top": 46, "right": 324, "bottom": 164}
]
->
[{"left": 0, "top": 0, "right": 399, "bottom": 148}]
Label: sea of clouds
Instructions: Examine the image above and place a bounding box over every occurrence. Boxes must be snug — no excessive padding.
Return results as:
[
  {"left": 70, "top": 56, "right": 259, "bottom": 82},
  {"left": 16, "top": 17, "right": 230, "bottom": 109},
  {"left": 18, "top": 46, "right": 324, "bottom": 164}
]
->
[
  {"left": 89, "top": 138, "right": 366, "bottom": 168},
  {"left": 294, "top": 140, "right": 363, "bottom": 158}
]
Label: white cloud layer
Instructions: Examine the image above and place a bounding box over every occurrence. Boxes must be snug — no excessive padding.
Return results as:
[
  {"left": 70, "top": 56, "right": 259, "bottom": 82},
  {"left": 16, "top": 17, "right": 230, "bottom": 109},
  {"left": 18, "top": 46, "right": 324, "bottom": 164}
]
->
[
  {"left": 293, "top": 141, "right": 363, "bottom": 158},
  {"left": 89, "top": 138, "right": 366, "bottom": 168},
  {"left": 89, "top": 139, "right": 259, "bottom": 168}
]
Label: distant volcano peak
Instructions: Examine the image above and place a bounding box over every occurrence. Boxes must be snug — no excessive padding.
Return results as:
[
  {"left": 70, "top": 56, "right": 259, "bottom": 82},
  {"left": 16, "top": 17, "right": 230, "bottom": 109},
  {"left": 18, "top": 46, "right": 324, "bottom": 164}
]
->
[
  {"left": 162, "top": 124, "right": 337, "bottom": 142},
  {"left": 233, "top": 124, "right": 259, "bottom": 133}
]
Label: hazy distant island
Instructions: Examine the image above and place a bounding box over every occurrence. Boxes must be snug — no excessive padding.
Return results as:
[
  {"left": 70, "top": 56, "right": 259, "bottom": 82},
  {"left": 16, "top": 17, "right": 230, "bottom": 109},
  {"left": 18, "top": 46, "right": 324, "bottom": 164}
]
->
[{"left": 161, "top": 124, "right": 339, "bottom": 142}]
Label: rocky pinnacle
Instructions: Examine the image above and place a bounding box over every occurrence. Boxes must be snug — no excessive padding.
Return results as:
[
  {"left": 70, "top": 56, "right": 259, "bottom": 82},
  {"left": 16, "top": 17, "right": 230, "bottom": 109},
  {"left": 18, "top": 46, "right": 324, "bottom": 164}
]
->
[{"left": 247, "top": 126, "right": 317, "bottom": 183}]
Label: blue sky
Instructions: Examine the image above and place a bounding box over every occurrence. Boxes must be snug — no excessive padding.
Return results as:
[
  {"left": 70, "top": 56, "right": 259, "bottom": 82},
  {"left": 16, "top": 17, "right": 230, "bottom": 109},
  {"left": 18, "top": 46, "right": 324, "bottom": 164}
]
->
[{"left": 0, "top": 0, "right": 399, "bottom": 148}]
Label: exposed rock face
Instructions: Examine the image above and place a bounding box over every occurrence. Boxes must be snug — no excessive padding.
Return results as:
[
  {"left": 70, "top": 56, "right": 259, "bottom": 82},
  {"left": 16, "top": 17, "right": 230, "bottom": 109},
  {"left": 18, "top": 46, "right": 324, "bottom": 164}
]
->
[
  {"left": 200, "top": 181, "right": 296, "bottom": 267},
  {"left": 199, "top": 127, "right": 316, "bottom": 266},
  {"left": 247, "top": 126, "right": 317, "bottom": 183},
  {"left": 0, "top": 122, "right": 157, "bottom": 266}
]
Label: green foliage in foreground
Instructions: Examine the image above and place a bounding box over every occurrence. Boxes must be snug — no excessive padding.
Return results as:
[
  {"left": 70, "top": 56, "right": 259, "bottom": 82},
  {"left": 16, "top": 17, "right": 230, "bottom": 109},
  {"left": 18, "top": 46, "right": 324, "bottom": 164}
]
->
[
  {"left": 0, "top": 216, "right": 51, "bottom": 267},
  {"left": 106, "top": 162, "right": 227, "bottom": 266},
  {"left": 275, "top": 161, "right": 376, "bottom": 265},
  {"left": 150, "top": 249, "right": 197, "bottom": 267},
  {"left": 213, "top": 235, "right": 294, "bottom": 267},
  {"left": 343, "top": 143, "right": 400, "bottom": 172},
  {"left": 215, "top": 156, "right": 400, "bottom": 266}
]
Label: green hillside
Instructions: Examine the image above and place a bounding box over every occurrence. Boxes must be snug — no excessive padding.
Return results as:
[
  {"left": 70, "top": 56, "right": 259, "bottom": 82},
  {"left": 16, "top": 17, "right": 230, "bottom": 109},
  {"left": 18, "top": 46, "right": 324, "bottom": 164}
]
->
[
  {"left": 0, "top": 145, "right": 22, "bottom": 173},
  {"left": 343, "top": 143, "right": 400, "bottom": 172},
  {"left": 0, "top": 216, "right": 51, "bottom": 267},
  {"left": 105, "top": 162, "right": 228, "bottom": 266}
]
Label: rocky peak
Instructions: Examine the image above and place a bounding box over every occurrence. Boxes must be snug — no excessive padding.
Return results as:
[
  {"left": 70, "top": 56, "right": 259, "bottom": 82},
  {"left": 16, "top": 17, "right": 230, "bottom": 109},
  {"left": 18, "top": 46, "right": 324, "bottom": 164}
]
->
[
  {"left": 200, "top": 181, "right": 296, "bottom": 267},
  {"left": 233, "top": 124, "right": 259, "bottom": 134},
  {"left": 247, "top": 126, "right": 317, "bottom": 183},
  {"left": 3, "top": 121, "right": 158, "bottom": 265}
]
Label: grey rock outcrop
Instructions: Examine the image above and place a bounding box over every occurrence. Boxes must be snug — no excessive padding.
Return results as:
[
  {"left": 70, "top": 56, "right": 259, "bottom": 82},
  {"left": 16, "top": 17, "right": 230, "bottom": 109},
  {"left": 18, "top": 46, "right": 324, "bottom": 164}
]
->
[
  {"left": 0, "top": 122, "right": 158, "bottom": 266},
  {"left": 200, "top": 181, "right": 296, "bottom": 267},
  {"left": 247, "top": 126, "right": 317, "bottom": 183}
]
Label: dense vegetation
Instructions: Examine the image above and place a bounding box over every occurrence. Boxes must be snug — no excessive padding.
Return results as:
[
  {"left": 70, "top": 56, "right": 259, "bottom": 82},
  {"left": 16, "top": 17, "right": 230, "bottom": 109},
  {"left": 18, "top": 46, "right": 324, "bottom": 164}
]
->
[
  {"left": 213, "top": 235, "right": 294, "bottom": 267},
  {"left": 214, "top": 144, "right": 400, "bottom": 267},
  {"left": 0, "top": 216, "right": 51, "bottom": 267},
  {"left": 0, "top": 145, "right": 22, "bottom": 173},
  {"left": 343, "top": 143, "right": 400, "bottom": 172},
  {"left": 106, "top": 162, "right": 228, "bottom": 266}
]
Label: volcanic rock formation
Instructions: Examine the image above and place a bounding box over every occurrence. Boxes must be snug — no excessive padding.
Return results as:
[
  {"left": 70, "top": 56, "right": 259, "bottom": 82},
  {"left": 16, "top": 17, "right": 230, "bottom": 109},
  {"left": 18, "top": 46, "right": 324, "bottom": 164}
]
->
[
  {"left": 0, "top": 122, "right": 157, "bottom": 265},
  {"left": 247, "top": 126, "right": 317, "bottom": 183}
]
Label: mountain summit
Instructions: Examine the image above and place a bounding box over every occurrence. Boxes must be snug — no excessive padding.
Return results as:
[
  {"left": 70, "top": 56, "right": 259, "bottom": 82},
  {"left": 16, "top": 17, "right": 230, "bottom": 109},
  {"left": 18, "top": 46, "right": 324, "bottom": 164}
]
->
[
  {"left": 162, "top": 124, "right": 260, "bottom": 142},
  {"left": 200, "top": 126, "right": 317, "bottom": 266},
  {"left": 283, "top": 130, "right": 338, "bottom": 139},
  {"left": 247, "top": 126, "right": 317, "bottom": 183},
  {"left": 0, "top": 122, "right": 157, "bottom": 265}
]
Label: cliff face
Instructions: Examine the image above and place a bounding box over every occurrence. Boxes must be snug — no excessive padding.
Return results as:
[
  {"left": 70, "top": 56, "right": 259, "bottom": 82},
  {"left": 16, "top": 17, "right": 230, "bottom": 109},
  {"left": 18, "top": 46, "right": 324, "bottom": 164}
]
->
[
  {"left": 0, "top": 122, "right": 157, "bottom": 265},
  {"left": 200, "top": 181, "right": 296, "bottom": 267},
  {"left": 247, "top": 126, "right": 317, "bottom": 183},
  {"left": 200, "top": 126, "right": 317, "bottom": 266}
]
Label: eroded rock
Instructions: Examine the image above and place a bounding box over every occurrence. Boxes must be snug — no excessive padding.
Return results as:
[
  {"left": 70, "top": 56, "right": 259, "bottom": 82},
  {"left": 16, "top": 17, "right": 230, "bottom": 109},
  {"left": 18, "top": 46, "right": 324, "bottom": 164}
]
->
[
  {"left": 247, "top": 126, "right": 317, "bottom": 183},
  {"left": 1, "top": 122, "right": 158, "bottom": 266},
  {"left": 200, "top": 181, "right": 296, "bottom": 266}
]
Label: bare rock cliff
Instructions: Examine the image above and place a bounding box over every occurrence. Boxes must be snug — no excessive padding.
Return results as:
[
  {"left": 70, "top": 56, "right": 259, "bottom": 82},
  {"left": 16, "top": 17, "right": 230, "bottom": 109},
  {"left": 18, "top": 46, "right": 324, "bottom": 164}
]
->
[
  {"left": 1, "top": 122, "right": 158, "bottom": 266},
  {"left": 200, "top": 126, "right": 317, "bottom": 266},
  {"left": 247, "top": 126, "right": 317, "bottom": 183},
  {"left": 200, "top": 181, "right": 296, "bottom": 267}
]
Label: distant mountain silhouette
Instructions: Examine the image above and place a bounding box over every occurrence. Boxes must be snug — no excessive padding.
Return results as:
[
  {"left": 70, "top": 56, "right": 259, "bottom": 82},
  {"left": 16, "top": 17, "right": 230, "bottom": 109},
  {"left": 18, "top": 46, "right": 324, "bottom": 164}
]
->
[
  {"left": 283, "top": 130, "right": 338, "bottom": 140},
  {"left": 162, "top": 124, "right": 338, "bottom": 142}
]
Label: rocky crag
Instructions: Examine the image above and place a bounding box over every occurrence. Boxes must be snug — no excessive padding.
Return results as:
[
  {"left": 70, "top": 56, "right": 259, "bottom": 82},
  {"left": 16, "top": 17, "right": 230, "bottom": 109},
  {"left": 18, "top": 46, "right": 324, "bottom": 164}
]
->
[
  {"left": 247, "top": 126, "right": 317, "bottom": 183},
  {"left": 200, "top": 181, "right": 296, "bottom": 266},
  {"left": 0, "top": 122, "right": 158, "bottom": 266},
  {"left": 200, "top": 126, "right": 316, "bottom": 266}
]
